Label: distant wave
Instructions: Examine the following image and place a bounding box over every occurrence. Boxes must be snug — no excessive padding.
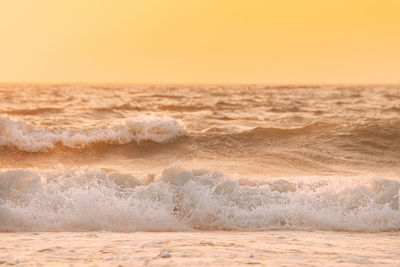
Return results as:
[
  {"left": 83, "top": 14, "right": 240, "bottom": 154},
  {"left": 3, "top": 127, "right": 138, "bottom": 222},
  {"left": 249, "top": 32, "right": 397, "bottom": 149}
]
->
[
  {"left": 0, "top": 116, "right": 184, "bottom": 152},
  {"left": 1, "top": 107, "right": 63, "bottom": 116},
  {"left": 0, "top": 167, "right": 399, "bottom": 232}
]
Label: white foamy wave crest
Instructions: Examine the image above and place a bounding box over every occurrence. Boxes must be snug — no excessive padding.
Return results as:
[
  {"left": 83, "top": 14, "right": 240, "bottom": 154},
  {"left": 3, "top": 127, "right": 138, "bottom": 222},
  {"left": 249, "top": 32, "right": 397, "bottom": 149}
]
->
[
  {"left": 0, "top": 116, "right": 183, "bottom": 152},
  {"left": 0, "top": 167, "right": 399, "bottom": 232}
]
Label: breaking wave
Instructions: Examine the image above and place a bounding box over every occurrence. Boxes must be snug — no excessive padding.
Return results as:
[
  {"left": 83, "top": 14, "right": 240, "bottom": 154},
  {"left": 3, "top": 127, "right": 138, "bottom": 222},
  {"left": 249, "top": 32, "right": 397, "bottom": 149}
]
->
[
  {"left": 0, "top": 167, "right": 399, "bottom": 232},
  {"left": 0, "top": 116, "right": 184, "bottom": 152},
  {"left": 2, "top": 115, "right": 400, "bottom": 156}
]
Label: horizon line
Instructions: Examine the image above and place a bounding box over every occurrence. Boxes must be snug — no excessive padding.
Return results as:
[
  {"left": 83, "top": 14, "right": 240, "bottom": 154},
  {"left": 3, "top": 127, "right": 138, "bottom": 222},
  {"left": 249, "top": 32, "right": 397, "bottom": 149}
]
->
[{"left": 0, "top": 81, "right": 399, "bottom": 86}]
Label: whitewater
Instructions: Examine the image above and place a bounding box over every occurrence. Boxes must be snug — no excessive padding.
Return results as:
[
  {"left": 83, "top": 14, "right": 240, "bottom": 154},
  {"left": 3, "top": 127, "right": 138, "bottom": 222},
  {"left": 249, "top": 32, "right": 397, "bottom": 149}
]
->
[
  {"left": 1, "top": 167, "right": 400, "bottom": 232},
  {"left": 1, "top": 84, "right": 400, "bottom": 265}
]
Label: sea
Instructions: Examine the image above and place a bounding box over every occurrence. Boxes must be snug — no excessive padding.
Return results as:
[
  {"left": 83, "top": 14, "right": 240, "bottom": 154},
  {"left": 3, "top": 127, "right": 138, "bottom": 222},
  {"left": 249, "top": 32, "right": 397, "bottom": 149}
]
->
[{"left": 0, "top": 84, "right": 399, "bottom": 266}]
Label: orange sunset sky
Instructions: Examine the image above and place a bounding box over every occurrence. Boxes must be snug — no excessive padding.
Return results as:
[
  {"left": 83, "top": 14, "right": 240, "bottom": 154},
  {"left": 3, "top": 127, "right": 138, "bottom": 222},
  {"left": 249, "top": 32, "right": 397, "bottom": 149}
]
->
[{"left": 0, "top": 0, "right": 399, "bottom": 84}]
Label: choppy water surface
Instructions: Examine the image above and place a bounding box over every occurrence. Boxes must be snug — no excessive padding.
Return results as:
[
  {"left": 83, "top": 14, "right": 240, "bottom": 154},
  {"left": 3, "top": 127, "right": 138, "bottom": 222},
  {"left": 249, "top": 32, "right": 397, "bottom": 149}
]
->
[{"left": 0, "top": 84, "right": 399, "bottom": 265}]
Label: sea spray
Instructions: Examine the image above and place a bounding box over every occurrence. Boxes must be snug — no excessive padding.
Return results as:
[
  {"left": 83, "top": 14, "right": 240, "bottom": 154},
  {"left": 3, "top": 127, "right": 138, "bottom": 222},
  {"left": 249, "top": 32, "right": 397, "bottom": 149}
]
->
[{"left": 1, "top": 167, "right": 399, "bottom": 232}]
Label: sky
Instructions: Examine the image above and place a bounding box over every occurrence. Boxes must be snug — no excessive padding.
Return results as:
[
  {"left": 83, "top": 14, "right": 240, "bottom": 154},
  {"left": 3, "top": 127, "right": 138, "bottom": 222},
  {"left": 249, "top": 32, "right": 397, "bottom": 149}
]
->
[{"left": 0, "top": 0, "right": 399, "bottom": 84}]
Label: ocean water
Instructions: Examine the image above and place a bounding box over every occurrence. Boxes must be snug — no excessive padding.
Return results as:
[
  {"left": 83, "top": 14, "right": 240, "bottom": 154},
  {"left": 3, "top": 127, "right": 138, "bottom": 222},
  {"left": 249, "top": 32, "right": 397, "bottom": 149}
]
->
[{"left": 0, "top": 84, "right": 400, "bottom": 265}]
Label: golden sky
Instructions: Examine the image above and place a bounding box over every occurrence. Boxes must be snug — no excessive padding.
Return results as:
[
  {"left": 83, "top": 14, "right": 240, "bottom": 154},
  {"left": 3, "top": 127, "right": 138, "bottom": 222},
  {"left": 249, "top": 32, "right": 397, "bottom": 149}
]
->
[{"left": 0, "top": 0, "right": 399, "bottom": 84}]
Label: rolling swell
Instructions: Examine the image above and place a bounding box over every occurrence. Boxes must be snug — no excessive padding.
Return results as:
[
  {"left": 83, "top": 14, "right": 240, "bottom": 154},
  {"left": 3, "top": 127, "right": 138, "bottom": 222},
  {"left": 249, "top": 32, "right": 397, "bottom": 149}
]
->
[
  {"left": 194, "top": 120, "right": 400, "bottom": 156},
  {"left": 225, "top": 119, "right": 400, "bottom": 140},
  {"left": 1, "top": 117, "right": 400, "bottom": 153},
  {"left": 0, "top": 167, "right": 399, "bottom": 232}
]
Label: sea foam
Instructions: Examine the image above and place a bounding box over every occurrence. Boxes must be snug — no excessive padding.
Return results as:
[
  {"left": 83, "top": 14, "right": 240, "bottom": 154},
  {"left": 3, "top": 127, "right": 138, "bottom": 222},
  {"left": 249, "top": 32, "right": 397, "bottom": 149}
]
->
[
  {"left": 0, "top": 116, "right": 183, "bottom": 152},
  {"left": 0, "top": 167, "right": 399, "bottom": 232}
]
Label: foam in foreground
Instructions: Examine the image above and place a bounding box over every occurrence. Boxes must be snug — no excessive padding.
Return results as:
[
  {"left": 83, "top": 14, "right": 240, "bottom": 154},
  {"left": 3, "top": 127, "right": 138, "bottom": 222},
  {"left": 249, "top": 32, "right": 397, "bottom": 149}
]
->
[{"left": 0, "top": 167, "right": 399, "bottom": 232}]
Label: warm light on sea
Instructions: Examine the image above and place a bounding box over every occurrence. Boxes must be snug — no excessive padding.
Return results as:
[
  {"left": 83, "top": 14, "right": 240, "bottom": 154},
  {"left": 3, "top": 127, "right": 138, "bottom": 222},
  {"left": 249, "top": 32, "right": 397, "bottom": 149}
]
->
[
  {"left": 1, "top": 84, "right": 400, "bottom": 265},
  {"left": 1, "top": 0, "right": 400, "bottom": 266}
]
